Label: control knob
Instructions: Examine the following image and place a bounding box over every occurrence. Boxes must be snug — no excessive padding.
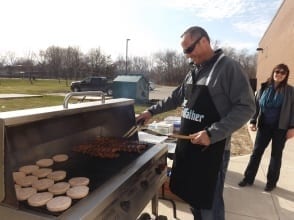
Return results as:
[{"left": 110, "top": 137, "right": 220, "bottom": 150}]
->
[
  {"left": 120, "top": 200, "right": 130, "bottom": 212},
  {"left": 140, "top": 180, "right": 149, "bottom": 190}
]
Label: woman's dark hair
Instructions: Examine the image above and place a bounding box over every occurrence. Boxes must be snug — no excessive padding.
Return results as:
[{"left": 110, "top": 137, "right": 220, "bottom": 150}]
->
[{"left": 267, "top": 63, "right": 290, "bottom": 90}]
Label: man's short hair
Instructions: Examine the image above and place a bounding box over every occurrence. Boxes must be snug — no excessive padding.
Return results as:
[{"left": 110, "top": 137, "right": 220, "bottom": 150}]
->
[{"left": 181, "top": 26, "right": 210, "bottom": 42}]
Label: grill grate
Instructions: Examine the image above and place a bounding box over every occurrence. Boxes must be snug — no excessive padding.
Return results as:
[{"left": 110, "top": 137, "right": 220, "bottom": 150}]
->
[{"left": 16, "top": 141, "right": 153, "bottom": 217}]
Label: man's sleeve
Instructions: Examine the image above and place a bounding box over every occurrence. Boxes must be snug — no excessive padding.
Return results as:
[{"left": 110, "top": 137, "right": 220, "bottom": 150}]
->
[
  {"left": 208, "top": 62, "right": 256, "bottom": 144},
  {"left": 148, "top": 83, "right": 185, "bottom": 115}
]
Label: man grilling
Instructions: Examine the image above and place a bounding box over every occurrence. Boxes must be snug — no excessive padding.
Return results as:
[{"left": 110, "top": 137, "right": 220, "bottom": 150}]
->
[{"left": 136, "top": 26, "right": 255, "bottom": 220}]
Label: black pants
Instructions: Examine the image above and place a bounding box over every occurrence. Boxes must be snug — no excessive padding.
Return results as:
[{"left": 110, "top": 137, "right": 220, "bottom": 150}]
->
[{"left": 244, "top": 126, "right": 287, "bottom": 186}]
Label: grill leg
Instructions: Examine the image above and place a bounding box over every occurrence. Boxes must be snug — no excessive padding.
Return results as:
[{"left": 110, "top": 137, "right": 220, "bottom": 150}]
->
[
  {"left": 159, "top": 196, "right": 177, "bottom": 219},
  {"left": 159, "top": 184, "right": 178, "bottom": 219},
  {"left": 151, "top": 193, "right": 159, "bottom": 217}
]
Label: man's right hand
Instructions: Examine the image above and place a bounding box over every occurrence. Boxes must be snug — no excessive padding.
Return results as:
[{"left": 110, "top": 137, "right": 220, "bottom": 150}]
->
[{"left": 136, "top": 111, "right": 152, "bottom": 124}]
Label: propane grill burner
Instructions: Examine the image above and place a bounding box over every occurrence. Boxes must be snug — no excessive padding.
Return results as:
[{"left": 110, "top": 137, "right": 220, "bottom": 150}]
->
[{"left": 0, "top": 96, "right": 168, "bottom": 220}]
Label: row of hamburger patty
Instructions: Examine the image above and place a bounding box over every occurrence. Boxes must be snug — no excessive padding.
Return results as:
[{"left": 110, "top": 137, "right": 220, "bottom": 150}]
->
[{"left": 13, "top": 154, "right": 90, "bottom": 212}]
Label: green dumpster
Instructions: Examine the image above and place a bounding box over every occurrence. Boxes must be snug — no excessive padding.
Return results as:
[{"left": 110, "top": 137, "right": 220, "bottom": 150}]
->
[{"left": 113, "top": 74, "right": 149, "bottom": 104}]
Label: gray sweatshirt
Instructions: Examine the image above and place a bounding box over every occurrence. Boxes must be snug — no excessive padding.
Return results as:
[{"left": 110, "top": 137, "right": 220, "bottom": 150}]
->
[{"left": 148, "top": 50, "right": 256, "bottom": 150}]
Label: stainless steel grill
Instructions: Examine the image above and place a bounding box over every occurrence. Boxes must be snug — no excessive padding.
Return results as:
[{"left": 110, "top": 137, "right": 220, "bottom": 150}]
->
[{"left": 0, "top": 94, "right": 167, "bottom": 220}]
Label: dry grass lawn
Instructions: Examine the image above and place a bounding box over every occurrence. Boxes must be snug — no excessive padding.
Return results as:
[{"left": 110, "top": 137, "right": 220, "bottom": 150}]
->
[{"left": 231, "top": 125, "right": 253, "bottom": 156}]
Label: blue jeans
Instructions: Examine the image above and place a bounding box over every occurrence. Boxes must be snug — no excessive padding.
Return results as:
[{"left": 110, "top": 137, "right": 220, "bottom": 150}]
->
[
  {"left": 243, "top": 126, "right": 287, "bottom": 186},
  {"left": 191, "top": 150, "right": 230, "bottom": 220}
]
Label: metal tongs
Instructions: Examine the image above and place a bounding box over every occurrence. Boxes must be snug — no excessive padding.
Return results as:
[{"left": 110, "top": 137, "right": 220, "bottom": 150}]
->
[
  {"left": 123, "top": 119, "right": 193, "bottom": 140},
  {"left": 123, "top": 119, "right": 146, "bottom": 138},
  {"left": 142, "top": 128, "right": 193, "bottom": 140}
]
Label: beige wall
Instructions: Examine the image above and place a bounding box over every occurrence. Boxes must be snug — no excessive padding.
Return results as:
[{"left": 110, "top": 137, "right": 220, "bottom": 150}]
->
[{"left": 256, "top": 0, "right": 294, "bottom": 88}]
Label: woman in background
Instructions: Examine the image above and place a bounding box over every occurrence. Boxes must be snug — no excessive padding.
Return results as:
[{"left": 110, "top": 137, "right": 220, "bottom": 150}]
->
[{"left": 239, "top": 63, "right": 294, "bottom": 192}]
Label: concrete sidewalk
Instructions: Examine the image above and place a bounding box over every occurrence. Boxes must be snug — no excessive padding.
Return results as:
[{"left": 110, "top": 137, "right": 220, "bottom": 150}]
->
[
  {"left": 0, "top": 94, "right": 42, "bottom": 99},
  {"left": 143, "top": 130, "right": 294, "bottom": 220},
  {"left": 224, "top": 130, "right": 294, "bottom": 220}
]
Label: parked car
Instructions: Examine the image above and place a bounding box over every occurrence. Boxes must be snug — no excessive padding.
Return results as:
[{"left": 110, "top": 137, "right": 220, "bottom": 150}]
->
[
  {"left": 149, "top": 81, "right": 156, "bottom": 91},
  {"left": 70, "top": 76, "right": 113, "bottom": 95}
]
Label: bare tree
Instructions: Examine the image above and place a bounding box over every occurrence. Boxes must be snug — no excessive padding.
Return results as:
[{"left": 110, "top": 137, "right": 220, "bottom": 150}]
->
[
  {"left": 222, "top": 47, "right": 257, "bottom": 78},
  {"left": 42, "top": 46, "right": 63, "bottom": 80},
  {"left": 238, "top": 49, "right": 257, "bottom": 79},
  {"left": 0, "top": 41, "right": 257, "bottom": 88},
  {"left": 14, "top": 58, "right": 35, "bottom": 84},
  {"left": 113, "top": 55, "right": 126, "bottom": 75},
  {"left": 150, "top": 50, "right": 189, "bottom": 85},
  {"left": 84, "top": 48, "right": 114, "bottom": 78},
  {"left": 129, "top": 56, "right": 151, "bottom": 74},
  {"left": 63, "top": 47, "right": 83, "bottom": 84},
  {"left": 6, "top": 51, "right": 17, "bottom": 66}
]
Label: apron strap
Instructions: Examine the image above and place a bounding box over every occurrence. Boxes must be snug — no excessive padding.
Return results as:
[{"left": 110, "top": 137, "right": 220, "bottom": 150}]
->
[{"left": 205, "top": 53, "right": 225, "bottom": 86}]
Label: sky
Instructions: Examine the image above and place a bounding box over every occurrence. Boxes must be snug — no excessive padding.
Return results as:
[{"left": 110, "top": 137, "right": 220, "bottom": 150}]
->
[{"left": 0, "top": 0, "right": 283, "bottom": 60}]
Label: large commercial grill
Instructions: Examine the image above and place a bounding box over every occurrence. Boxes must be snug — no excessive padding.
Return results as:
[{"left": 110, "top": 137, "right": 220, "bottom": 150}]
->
[{"left": 0, "top": 92, "right": 167, "bottom": 219}]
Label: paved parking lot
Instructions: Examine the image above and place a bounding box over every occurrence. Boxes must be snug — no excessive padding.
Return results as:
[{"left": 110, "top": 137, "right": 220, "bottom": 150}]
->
[
  {"left": 0, "top": 85, "right": 176, "bottom": 101},
  {"left": 149, "top": 85, "right": 175, "bottom": 100}
]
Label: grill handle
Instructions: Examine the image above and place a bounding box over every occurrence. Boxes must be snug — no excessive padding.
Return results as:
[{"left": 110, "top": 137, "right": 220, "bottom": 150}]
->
[{"left": 63, "top": 91, "right": 105, "bottom": 108}]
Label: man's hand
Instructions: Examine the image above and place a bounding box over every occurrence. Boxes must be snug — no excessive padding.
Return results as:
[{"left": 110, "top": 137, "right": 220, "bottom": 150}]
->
[
  {"left": 249, "top": 123, "right": 257, "bottom": 131},
  {"left": 136, "top": 110, "right": 152, "bottom": 124},
  {"left": 190, "top": 130, "right": 211, "bottom": 146},
  {"left": 286, "top": 128, "right": 294, "bottom": 140}
]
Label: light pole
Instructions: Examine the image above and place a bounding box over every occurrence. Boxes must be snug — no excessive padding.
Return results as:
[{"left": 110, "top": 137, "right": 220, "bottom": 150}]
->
[{"left": 125, "top": 38, "right": 130, "bottom": 74}]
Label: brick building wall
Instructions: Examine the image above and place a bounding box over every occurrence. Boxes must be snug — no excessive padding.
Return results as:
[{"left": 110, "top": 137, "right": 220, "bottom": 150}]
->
[{"left": 256, "top": 0, "right": 294, "bottom": 88}]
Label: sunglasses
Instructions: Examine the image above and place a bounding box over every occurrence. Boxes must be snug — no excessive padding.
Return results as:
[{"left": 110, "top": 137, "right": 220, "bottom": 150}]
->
[
  {"left": 274, "top": 69, "right": 287, "bottom": 75},
  {"left": 183, "top": 36, "right": 203, "bottom": 54}
]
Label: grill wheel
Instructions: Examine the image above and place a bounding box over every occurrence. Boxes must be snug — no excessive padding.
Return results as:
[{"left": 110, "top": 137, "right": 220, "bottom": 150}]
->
[
  {"left": 137, "top": 213, "right": 168, "bottom": 220},
  {"left": 137, "top": 213, "right": 151, "bottom": 220}
]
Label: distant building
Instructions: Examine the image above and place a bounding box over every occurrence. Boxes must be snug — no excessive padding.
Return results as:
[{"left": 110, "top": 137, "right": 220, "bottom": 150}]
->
[{"left": 256, "top": 0, "right": 294, "bottom": 87}]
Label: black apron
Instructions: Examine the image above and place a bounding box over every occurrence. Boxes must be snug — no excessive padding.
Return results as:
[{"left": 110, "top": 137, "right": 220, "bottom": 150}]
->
[{"left": 170, "top": 55, "right": 226, "bottom": 209}]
